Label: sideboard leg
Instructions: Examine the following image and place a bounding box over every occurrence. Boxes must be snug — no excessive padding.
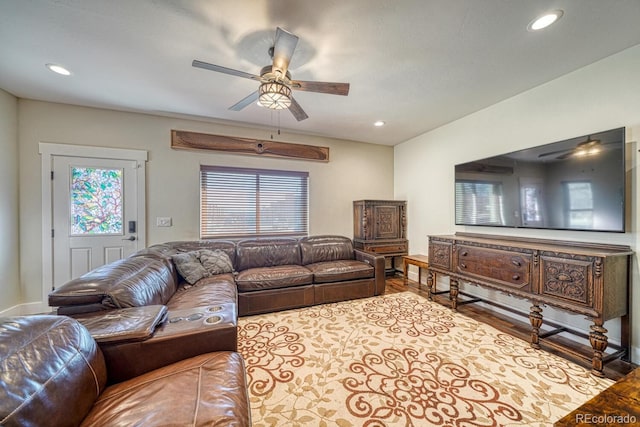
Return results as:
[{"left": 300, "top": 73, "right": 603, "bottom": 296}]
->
[
  {"left": 529, "top": 304, "right": 543, "bottom": 349},
  {"left": 427, "top": 270, "right": 434, "bottom": 300},
  {"left": 589, "top": 321, "right": 608, "bottom": 377},
  {"left": 450, "top": 278, "right": 459, "bottom": 311}
]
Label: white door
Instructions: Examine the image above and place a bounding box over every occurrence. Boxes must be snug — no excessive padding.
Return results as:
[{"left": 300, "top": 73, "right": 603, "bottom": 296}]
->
[
  {"left": 52, "top": 156, "right": 141, "bottom": 288},
  {"left": 519, "top": 177, "right": 546, "bottom": 228}
]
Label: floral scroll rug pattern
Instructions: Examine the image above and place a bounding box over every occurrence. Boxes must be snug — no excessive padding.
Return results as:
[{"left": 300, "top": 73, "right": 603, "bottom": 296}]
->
[{"left": 237, "top": 292, "right": 613, "bottom": 427}]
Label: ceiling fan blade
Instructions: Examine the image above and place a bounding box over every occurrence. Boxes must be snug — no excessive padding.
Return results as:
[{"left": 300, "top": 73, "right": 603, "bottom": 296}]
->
[
  {"left": 192, "top": 59, "right": 261, "bottom": 81},
  {"left": 556, "top": 152, "right": 574, "bottom": 160},
  {"left": 272, "top": 27, "right": 298, "bottom": 78},
  {"left": 291, "top": 80, "right": 350, "bottom": 96},
  {"left": 229, "top": 90, "right": 259, "bottom": 111},
  {"left": 288, "top": 97, "right": 308, "bottom": 121},
  {"left": 538, "top": 148, "right": 571, "bottom": 158}
]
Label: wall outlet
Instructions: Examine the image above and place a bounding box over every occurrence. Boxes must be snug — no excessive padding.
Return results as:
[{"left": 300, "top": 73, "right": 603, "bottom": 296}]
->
[{"left": 156, "top": 217, "right": 172, "bottom": 227}]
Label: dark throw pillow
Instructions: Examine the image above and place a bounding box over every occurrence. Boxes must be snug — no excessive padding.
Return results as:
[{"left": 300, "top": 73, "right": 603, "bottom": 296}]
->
[
  {"left": 199, "top": 249, "right": 234, "bottom": 275},
  {"left": 172, "top": 251, "right": 209, "bottom": 284}
]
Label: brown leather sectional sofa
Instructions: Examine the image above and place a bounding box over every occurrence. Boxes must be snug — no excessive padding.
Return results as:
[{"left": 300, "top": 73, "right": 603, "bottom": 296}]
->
[
  {"left": 49, "top": 235, "right": 386, "bottom": 317},
  {"left": 1, "top": 235, "right": 385, "bottom": 426},
  {"left": 0, "top": 315, "right": 250, "bottom": 426}
]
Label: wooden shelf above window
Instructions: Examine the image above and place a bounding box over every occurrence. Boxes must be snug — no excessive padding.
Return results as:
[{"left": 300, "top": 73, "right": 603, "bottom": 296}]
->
[{"left": 171, "top": 129, "right": 329, "bottom": 162}]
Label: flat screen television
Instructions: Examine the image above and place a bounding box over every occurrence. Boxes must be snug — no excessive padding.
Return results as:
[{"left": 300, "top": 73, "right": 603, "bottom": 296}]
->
[{"left": 454, "top": 127, "right": 625, "bottom": 232}]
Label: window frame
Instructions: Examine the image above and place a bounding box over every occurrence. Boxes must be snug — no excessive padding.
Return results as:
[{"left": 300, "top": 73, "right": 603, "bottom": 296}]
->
[{"left": 200, "top": 165, "right": 309, "bottom": 239}]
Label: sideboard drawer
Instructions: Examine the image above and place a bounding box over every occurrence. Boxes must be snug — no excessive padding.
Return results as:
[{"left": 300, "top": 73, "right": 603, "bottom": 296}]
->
[
  {"left": 365, "top": 242, "right": 408, "bottom": 254},
  {"left": 456, "top": 245, "right": 532, "bottom": 291}
]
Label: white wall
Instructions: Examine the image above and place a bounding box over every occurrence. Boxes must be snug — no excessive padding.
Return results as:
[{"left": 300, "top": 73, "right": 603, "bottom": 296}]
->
[
  {"left": 0, "top": 89, "right": 20, "bottom": 313},
  {"left": 18, "top": 101, "right": 394, "bottom": 308},
  {"left": 395, "top": 44, "right": 640, "bottom": 362}
]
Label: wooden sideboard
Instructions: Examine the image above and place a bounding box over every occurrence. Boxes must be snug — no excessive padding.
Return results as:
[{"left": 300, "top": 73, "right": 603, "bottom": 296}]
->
[
  {"left": 427, "top": 233, "right": 632, "bottom": 377},
  {"left": 353, "top": 200, "right": 408, "bottom": 272}
]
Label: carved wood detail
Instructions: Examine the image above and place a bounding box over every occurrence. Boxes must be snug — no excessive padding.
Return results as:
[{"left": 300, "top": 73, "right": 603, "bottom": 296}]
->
[
  {"left": 541, "top": 259, "right": 590, "bottom": 304},
  {"left": 428, "top": 241, "right": 451, "bottom": 270},
  {"left": 171, "top": 129, "right": 330, "bottom": 162}
]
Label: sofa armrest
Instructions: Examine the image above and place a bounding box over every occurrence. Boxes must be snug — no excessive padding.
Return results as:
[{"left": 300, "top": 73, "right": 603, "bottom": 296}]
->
[
  {"left": 97, "top": 304, "right": 238, "bottom": 384},
  {"left": 354, "top": 249, "right": 386, "bottom": 295},
  {"left": 74, "top": 305, "right": 168, "bottom": 344}
]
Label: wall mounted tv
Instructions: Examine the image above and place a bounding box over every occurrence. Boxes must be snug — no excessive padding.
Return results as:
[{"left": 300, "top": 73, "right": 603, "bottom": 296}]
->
[{"left": 455, "top": 127, "right": 625, "bottom": 233}]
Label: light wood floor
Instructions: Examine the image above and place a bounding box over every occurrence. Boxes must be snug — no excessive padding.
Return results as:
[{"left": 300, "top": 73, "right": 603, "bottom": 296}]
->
[{"left": 385, "top": 274, "right": 636, "bottom": 380}]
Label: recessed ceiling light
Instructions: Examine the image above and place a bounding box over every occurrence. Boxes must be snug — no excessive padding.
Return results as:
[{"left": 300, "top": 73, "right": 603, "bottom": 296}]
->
[
  {"left": 374, "top": 120, "right": 385, "bottom": 127},
  {"left": 528, "top": 10, "right": 563, "bottom": 31},
  {"left": 46, "top": 63, "right": 72, "bottom": 76}
]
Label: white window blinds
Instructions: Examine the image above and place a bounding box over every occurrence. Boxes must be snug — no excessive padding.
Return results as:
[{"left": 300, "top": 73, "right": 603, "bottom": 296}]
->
[
  {"left": 200, "top": 165, "right": 309, "bottom": 238},
  {"left": 455, "top": 180, "right": 506, "bottom": 225}
]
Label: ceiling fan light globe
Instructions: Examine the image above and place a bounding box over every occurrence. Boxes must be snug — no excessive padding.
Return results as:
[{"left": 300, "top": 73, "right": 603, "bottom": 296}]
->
[{"left": 258, "top": 82, "right": 292, "bottom": 110}]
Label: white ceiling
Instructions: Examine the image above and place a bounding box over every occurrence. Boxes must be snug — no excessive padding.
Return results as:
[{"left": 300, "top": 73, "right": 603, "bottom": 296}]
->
[{"left": 1, "top": 1, "right": 640, "bottom": 146}]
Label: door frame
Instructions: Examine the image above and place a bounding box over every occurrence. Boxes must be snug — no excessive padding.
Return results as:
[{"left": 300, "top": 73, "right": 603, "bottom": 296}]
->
[{"left": 39, "top": 143, "right": 147, "bottom": 311}]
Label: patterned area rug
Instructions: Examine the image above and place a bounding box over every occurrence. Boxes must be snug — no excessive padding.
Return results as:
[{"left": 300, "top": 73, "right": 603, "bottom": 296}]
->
[{"left": 238, "top": 292, "right": 613, "bottom": 426}]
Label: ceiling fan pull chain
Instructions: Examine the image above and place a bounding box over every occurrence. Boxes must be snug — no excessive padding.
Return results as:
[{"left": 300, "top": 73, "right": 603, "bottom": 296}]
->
[{"left": 270, "top": 110, "right": 275, "bottom": 140}]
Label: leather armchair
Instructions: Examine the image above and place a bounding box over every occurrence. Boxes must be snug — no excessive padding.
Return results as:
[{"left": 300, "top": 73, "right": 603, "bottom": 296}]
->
[{"left": 0, "top": 315, "right": 250, "bottom": 427}]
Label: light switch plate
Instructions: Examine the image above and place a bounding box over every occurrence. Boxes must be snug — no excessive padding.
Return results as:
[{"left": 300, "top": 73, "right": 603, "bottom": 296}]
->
[{"left": 156, "top": 217, "right": 172, "bottom": 227}]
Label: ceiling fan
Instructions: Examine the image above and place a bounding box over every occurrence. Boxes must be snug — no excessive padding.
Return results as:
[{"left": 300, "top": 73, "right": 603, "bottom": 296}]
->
[
  {"left": 537, "top": 135, "right": 609, "bottom": 160},
  {"left": 192, "top": 27, "right": 350, "bottom": 121}
]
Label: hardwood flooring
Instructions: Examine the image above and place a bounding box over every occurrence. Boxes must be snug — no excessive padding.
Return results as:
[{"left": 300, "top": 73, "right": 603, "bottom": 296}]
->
[{"left": 385, "top": 275, "right": 636, "bottom": 380}]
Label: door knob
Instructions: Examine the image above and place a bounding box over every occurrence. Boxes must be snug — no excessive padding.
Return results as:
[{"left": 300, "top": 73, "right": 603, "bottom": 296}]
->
[{"left": 122, "top": 235, "right": 136, "bottom": 241}]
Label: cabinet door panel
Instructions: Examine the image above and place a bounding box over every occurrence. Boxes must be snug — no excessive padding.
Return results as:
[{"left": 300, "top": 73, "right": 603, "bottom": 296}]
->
[
  {"left": 373, "top": 205, "right": 400, "bottom": 239},
  {"left": 429, "top": 241, "right": 453, "bottom": 270},
  {"left": 540, "top": 256, "right": 592, "bottom": 306}
]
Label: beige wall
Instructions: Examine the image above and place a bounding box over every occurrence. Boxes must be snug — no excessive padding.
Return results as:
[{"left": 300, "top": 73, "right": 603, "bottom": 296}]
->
[
  {"left": 18, "top": 101, "right": 394, "bottom": 308},
  {"left": 395, "top": 44, "right": 640, "bottom": 362},
  {"left": 0, "top": 89, "right": 20, "bottom": 312}
]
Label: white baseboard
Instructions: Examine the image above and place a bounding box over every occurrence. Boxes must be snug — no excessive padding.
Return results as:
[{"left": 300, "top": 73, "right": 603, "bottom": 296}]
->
[
  {"left": 0, "top": 301, "right": 52, "bottom": 316},
  {"left": 0, "top": 304, "right": 23, "bottom": 316}
]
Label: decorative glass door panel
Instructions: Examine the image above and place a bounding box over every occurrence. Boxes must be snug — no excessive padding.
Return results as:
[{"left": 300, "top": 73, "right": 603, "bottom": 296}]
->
[{"left": 70, "top": 167, "right": 123, "bottom": 235}]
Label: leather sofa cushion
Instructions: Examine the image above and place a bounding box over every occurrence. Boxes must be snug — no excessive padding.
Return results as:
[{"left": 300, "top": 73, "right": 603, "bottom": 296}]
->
[
  {"left": 0, "top": 315, "right": 107, "bottom": 427},
  {"left": 305, "top": 260, "right": 374, "bottom": 283},
  {"left": 166, "top": 274, "right": 237, "bottom": 311},
  {"left": 80, "top": 351, "right": 250, "bottom": 427},
  {"left": 236, "top": 238, "right": 301, "bottom": 271},
  {"left": 236, "top": 265, "right": 313, "bottom": 292},
  {"left": 300, "top": 235, "right": 355, "bottom": 265},
  {"left": 48, "top": 255, "right": 178, "bottom": 310}
]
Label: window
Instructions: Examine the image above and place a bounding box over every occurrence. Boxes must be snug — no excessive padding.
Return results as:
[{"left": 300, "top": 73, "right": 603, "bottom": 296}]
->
[
  {"left": 200, "top": 165, "right": 309, "bottom": 238},
  {"left": 455, "top": 180, "right": 506, "bottom": 225},
  {"left": 564, "top": 181, "right": 593, "bottom": 228}
]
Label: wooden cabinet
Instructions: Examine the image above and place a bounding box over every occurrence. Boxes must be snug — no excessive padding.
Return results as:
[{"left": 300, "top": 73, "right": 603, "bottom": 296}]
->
[
  {"left": 427, "top": 233, "right": 632, "bottom": 377},
  {"left": 353, "top": 200, "right": 408, "bottom": 271}
]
